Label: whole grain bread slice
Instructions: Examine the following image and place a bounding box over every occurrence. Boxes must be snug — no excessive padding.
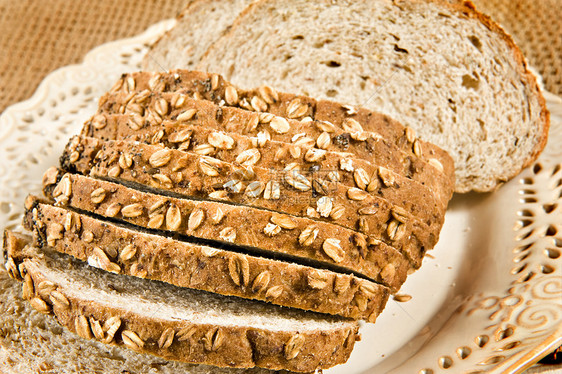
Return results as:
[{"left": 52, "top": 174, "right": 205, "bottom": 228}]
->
[
  {"left": 0, "top": 237, "right": 281, "bottom": 374},
  {"left": 93, "top": 90, "right": 453, "bottom": 207},
  {"left": 61, "top": 136, "right": 438, "bottom": 267},
  {"left": 41, "top": 171, "right": 410, "bottom": 290},
  {"left": 3, "top": 230, "right": 359, "bottom": 372},
  {"left": 83, "top": 112, "right": 446, "bottom": 226},
  {"left": 97, "top": 70, "right": 455, "bottom": 188},
  {"left": 195, "top": 0, "right": 548, "bottom": 192}
]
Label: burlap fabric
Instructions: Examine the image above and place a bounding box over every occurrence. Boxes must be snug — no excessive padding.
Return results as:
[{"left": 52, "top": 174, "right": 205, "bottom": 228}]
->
[{"left": 0, "top": 0, "right": 560, "bottom": 370}]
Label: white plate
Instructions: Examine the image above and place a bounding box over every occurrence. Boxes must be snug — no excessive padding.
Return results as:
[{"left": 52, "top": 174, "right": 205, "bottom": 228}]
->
[{"left": 0, "top": 19, "right": 560, "bottom": 374}]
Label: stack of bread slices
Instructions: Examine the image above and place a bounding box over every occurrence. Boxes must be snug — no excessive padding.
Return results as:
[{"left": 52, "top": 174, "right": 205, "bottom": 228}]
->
[{"left": 3, "top": 70, "right": 454, "bottom": 372}]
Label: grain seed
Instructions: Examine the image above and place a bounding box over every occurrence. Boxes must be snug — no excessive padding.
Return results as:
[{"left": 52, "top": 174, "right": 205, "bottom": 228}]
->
[
  {"left": 270, "top": 116, "right": 291, "bottom": 134},
  {"left": 188, "top": 208, "right": 205, "bottom": 231},
  {"left": 47, "top": 223, "right": 64, "bottom": 246},
  {"left": 126, "top": 76, "right": 136, "bottom": 92},
  {"left": 203, "top": 328, "right": 224, "bottom": 352},
  {"left": 251, "top": 96, "right": 268, "bottom": 112},
  {"left": 304, "top": 148, "right": 326, "bottom": 162},
  {"left": 211, "top": 74, "right": 220, "bottom": 90},
  {"left": 342, "top": 104, "right": 357, "bottom": 115},
  {"left": 342, "top": 118, "right": 363, "bottom": 134},
  {"left": 168, "top": 128, "right": 193, "bottom": 143},
  {"left": 177, "top": 326, "right": 197, "bottom": 342},
  {"left": 306, "top": 207, "right": 320, "bottom": 218},
  {"left": 35, "top": 280, "right": 56, "bottom": 299},
  {"left": 5, "top": 257, "right": 20, "bottom": 280},
  {"left": 428, "top": 158, "right": 444, "bottom": 173},
  {"left": 22, "top": 273, "right": 34, "bottom": 300},
  {"left": 120, "top": 244, "right": 137, "bottom": 262},
  {"left": 154, "top": 98, "right": 169, "bottom": 117},
  {"left": 108, "top": 166, "right": 122, "bottom": 177},
  {"left": 201, "top": 247, "right": 220, "bottom": 257},
  {"left": 358, "top": 217, "right": 369, "bottom": 234},
  {"left": 378, "top": 167, "right": 396, "bottom": 187},
  {"left": 265, "top": 285, "right": 283, "bottom": 299},
  {"left": 147, "top": 214, "right": 164, "bottom": 229},
  {"left": 127, "top": 115, "right": 144, "bottom": 130},
  {"left": 152, "top": 173, "right": 173, "bottom": 188},
  {"left": 223, "top": 179, "right": 243, "bottom": 194},
  {"left": 315, "top": 120, "right": 336, "bottom": 133},
  {"left": 270, "top": 214, "right": 297, "bottom": 229},
  {"left": 251, "top": 271, "right": 271, "bottom": 293},
  {"left": 76, "top": 315, "right": 93, "bottom": 339},
  {"left": 225, "top": 86, "right": 239, "bottom": 105},
  {"left": 148, "top": 200, "right": 167, "bottom": 217},
  {"left": 255, "top": 130, "right": 271, "bottom": 147},
  {"left": 358, "top": 205, "right": 378, "bottom": 215},
  {"left": 264, "top": 222, "right": 281, "bottom": 237},
  {"left": 322, "top": 238, "right": 344, "bottom": 263},
  {"left": 334, "top": 275, "right": 351, "bottom": 294},
  {"left": 354, "top": 293, "right": 369, "bottom": 312},
  {"left": 393, "top": 294, "right": 413, "bottom": 302},
  {"left": 90, "top": 188, "right": 107, "bottom": 204},
  {"left": 159, "top": 327, "right": 175, "bottom": 349},
  {"left": 298, "top": 225, "right": 319, "bottom": 246},
  {"left": 91, "top": 114, "right": 107, "bottom": 130},
  {"left": 171, "top": 92, "right": 187, "bottom": 108},
  {"left": 208, "top": 190, "right": 229, "bottom": 200},
  {"left": 211, "top": 208, "right": 225, "bottom": 224},
  {"left": 391, "top": 207, "right": 409, "bottom": 223},
  {"left": 245, "top": 181, "right": 264, "bottom": 198},
  {"left": 284, "top": 334, "right": 305, "bottom": 360},
  {"left": 176, "top": 108, "right": 197, "bottom": 122},
  {"left": 316, "top": 196, "right": 333, "bottom": 218},
  {"left": 405, "top": 126, "right": 416, "bottom": 143},
  {"left": 339, "top": 158, "right": 354, "bottom": 172},
  {"left": 285, "top": 171, "right": 311, "bottom": 191},
  {"left": 82, "top": 230, "right": 94, "bottom": 243},
  {"left": 126, "top": 103, "right": 144, "bottom": 116},
  {"left": 228, "top": 254, "right": 249, "bottom": 286},
  {"left": 166, "top": 205, "right": 182, "bottom": 231},
  {"left": 199, "top": 157, "right": 221, "bottom": 177},
  {"left": 263, "top": 180, "right": 280, "bottom": 200},
  {"left": 208, "top": 132, "right": 235, "bottom": 150},
  {"left": 307, "top": 270, "right": 329, "bottom": 290},
  {"left": 289, "top": 145, "right": 301, "bottom": 159},
  {"left": 347, "top": 187, "right": 369, "bottom": 201},
  {"left": 286, "top": 99, "right": 308, "bottom": 119},
  {"left": 149, "top": 149, "right": 172, "bottom": 168},
  {"left": 121, "top": 203, "right": 143, "bottom": 218},
  {"left": 387, "top": 219, "right": 406, "bottom": 241},
  {"left": 30, "top": 297, "right": 50, "bottom": 314},
  {"left": 119, "top": 152, "right": 133, "bottom": 169},
  {"left": 239, "top": 97, "right": 252, "bottom": 111},
  {"left": 50, "top": 290, "right": 70, "bottom": 309},
  {"left": 258, "top": 85, "right": 279, "bottom": 104},
  {"left": 220, "top": 227, "right": 236, "bottom": 243},
  {"left": 103, "top": 316, "right": 122, "bottom": 344},
  {"left": 236, "top": 148, "right": 261, "bottom": 167},
  {"left": 354, "top": 168, "right": 370, "bottom": 190},
  {"left": 90, "top": 317, "right": 105, "bottom": 341},
  {"left": 258, "top": 112, "right": 275, "bottom": 124},
  {"left": 193, "top": 144, "right": 215, "bottom": 156},
  {"left": 63, "top": 212, "right": 73, "bottom": 232},
  {"left": 122, "top": 330, "right": 144, "bottom": 350},
  {"left": 316, "top": 132, "right": 331, "bottom": 150},
  {"left": 413, "top": 139, "right": 423, "bottom": 157},
  {"left": 329, "top": 205, "right": 346, "bottom": 220}
]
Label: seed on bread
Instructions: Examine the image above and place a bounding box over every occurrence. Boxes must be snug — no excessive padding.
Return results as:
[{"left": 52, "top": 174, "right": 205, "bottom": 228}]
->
[
  {"left": 236, "top": 148, "right": 261, "bottom": 166},
  {"left": 286, "top": 99, "right": 308, "bottom": 119},
  {"left": 265, "top": 285, "right": 284, "bottom": 299},
  {"left": 122, "top": 330, "right": 144, "bottom": 350},
  {"left": 251, "top": 270, "right": 271, "bottom": 293},
  {"left": 22, "top": 273, "right": 34, "bottom": 300},
  {"left": 176, "top": 108, "right": 197, "bottom": 122},
  {"left": 152, "top": 173, "right": 174, "bottom": 188},
  {"left": 166, "top": 205, "right": 182, "bottom": 231},
  {"left": 284, "top": 333, "right": 306, "bottom": 360},
  {"left": 119, "top": 244, "right": 137, "bottom": 262},
  {"left": 270, "top": 214, "right": 297, "bottom": 230},
  {"left": 208, "top": 132, "right": 235, "bottom": 149},
  {"left": 298, "top": 225, "right": 319, "bottom": 247},
  {"left": 333, "top": 275, "right": 351, "bottom": 294},
  {"left": 378, "top": 166, "right": 396, "bottom": 187},
  {"left": 316, "top": 132, "right": 331, "bottom": 150},
  {"left": 245, "top": 181, "right": 264, "bottom": 198},
  {"left": 225, "top": 86, "right": 239, "bottom": 105},
  {"left": 220, "top": 227, "right": 237, "bottom": 242},
  {"left": 49, "top": 290, "right": 70, "bottom": 309},
  {"left": 413, "top": 139, "right": 423, "bottom": 157},
  {"left": 177, "top": 325, "right": 197, "bottom": 342},
  {"left": 36, "top": 280, "right": 56, "bottom": 299},
  {"left": 203, "top": 327, "right": 224, "bottom": 352},
  {"left": 228, "top": 254, "right": 250, "bottom": 286},
  {"left": 121, "top": 203, "right": 144, "bottom": 218},
  {"left": 428, "top": 158, "right": 444, "bottom": 173},
  {"left": 5, "top": 257, "right": 20, "bottom": 280},
  {"left": 307, "top": 270, "right": 329, "bottom": 290},
  {"left": 159, "top": 327, "right": 176, "bottom": 349},
  {"left": 258, "top": 85, "right": 279, "bottom": 104},
  {"left": 76, "top": 315, "right": 93, "bottom": 339},
  {"left": 199, "top": 157, "right": 221, "bottom": 176},
  {"left": 193, "top": 143, "right": 215, "bottom": 156},
  {"left": 251, "top": 95, "right": 268, "bottom": 112},
  {"left": 304, "top": 148, "right": 326, "bottom": 162},
  {"left": 329, "top": 205, "right": 346, "bottom": 220},
  {"left": 149, "top": 149, "right": 172, "bottom": 168},
  {"left": 263, "top": 180, "right": 280, "bottom": 200},
  {"left": 353, "top": 168, "right": 370, "bottom": 190},
  {"left": 91, "top": 114, "right": 107, "bottom": 130},
  {"left": 82, "top": 230, "right": 94, "bottom": 243},
  {"left": 322, "top": 238, "right": 344, "bottom": 263},
  {"left": 90, "top": 188, "right": 107, "bottom": 204},
  {"left": 316, "top": 196, "right": 333, "bottom": 218},
  {"left": 347, "top": 187, "right": 369, "bottom": 201},
  {"left": 103, "top": 316, "right": 122, "bottom": 344},
  {"left": 270, "top": 116, "right": 291, "bottom": 134},
  {"left": 264, "top": 222, "right": 281, "bottom": 236},
  {"left": 90, "top": 317, "right": 105, "bottom": 341}
]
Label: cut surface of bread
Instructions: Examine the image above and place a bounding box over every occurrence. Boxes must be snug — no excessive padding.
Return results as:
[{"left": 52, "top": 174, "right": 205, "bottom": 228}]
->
[
  {"left": 142, "top": 0, "right": 254, "bottom": 71},
  {"left": 3, "top": 230, "right": 359, "bottom": 372},
  {"left": 23, "top": 195, "right": 391, "bottom": 320},
  {"left": 0, "top": 232, "right": 277, "bottom": 374},
  {"left": 195, "top": 0, "right": 549, "bottom": 192}
]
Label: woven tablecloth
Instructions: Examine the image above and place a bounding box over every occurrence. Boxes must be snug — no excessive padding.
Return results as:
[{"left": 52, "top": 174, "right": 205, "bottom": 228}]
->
[{"left": 0, "top": 0, "right": 560, "bottom": 372}]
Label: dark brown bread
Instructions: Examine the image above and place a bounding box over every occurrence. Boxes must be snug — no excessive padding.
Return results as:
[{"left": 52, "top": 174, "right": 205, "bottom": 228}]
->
[
  {"left": 3, "top": 230, "right": 360, "bottom": 372},
  {"left": 61, "top": 136, "right": 438, "bottom": 267},
  {"left": 42, "top": 170, "right": 410, "bottom": 290}
]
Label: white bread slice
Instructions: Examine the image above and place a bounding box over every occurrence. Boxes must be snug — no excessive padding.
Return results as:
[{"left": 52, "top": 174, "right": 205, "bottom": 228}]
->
[
  {"left": 3, "top": 230, "right": 358, "bottom": 372},
  {"left": 196, "top": 0, "right": 549, "bottom": 192},
  {"left": 142, "top": 0, "right": 254, "bottom": 71}
]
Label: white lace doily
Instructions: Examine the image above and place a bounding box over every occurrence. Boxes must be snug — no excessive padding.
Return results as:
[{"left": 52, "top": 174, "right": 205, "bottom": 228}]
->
[{"left": 0, "top": 19, "right": 560, "bottom": 374}]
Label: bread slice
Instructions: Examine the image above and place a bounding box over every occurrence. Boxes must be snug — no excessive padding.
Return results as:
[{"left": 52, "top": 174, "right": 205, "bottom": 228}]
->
[
  {"left": 195, "top": 0, "right": 549, "bottom": 192},
  {"left": 1, "top": 231, "right": 278, "bottom": 374},
  {"left": 3, "top": 230, "right": 359, "bottom": 372},
  {"left": 88, "top": 95, "right": 451, "bottom": 212},
  {"left": 98, "top": 70, "right": 455, "bottom": 197},
  {"left": 142, "top": 0, "right": 255, "bottom": 72},
  {"left": 41, "top": 172, "right": 410, "bottom": 290},
  {"left": 61, "top": 136, "right": 437, "bottom": 268},
  {"left": 23, "top": 196, "right": 391, "bottom": 320}
]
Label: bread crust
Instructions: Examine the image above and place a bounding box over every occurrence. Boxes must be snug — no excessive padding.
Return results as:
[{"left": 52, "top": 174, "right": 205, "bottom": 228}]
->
[
  {"left": 4, "top": 231, "right": 359, "bottom": 372},
  {"left": 62, "top": 136, "right": 437, "bottom": 268}
]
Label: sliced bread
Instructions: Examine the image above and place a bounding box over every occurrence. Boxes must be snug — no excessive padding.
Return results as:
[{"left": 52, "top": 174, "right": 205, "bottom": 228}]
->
[
  {"left": 23, "top": 196, "right": 390, "bottom": 320},
  {"left": 195, "top": 0, "right": 549, "bottom": 192},
  {"left": 142, "top": 0, "right": 255, "bottom": 71},
  {"left": 60, "top": 137, "right": 438, "bottom": 267},
  {"left": 2, "top": 231, "right": 278, "bottom": 374},
  {"left": 3, "top": 231, "right": 358, "bottom": 372},
  {"left": 98, "top": 71, "right": 455, "bottom": 187},
  {"left": 40, "top": 172, "right": 410, "bottom": 289}
]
